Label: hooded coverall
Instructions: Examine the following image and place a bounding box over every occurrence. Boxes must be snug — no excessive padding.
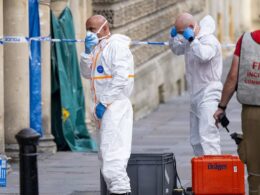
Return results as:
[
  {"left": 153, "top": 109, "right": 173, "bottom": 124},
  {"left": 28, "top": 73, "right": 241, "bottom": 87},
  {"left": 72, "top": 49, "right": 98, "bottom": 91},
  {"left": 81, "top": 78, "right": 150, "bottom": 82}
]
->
[
  {"left": 80, "top": 34, "right": 134, "bottom": 194},
  {"left": 169, "top": 15, "right": 223, "bottom": 156}
]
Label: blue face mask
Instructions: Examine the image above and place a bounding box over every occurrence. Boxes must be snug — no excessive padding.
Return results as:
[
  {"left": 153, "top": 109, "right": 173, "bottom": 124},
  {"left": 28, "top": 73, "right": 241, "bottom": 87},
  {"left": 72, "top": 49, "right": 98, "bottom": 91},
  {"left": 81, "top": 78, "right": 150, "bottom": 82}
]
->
[
  {"left": 85, "top": 20, "right": 111, "bottom": 54},
  {"left": 86, "top": 31, "right": 99, "bottom": 45}
]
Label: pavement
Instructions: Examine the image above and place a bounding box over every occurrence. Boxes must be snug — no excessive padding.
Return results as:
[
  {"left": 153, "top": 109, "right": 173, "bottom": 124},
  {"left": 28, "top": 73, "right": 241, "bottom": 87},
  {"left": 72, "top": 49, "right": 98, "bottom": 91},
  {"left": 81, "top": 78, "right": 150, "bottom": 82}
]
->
[{"left": 0, "top": 56, "right": 248, "bottom": 195}]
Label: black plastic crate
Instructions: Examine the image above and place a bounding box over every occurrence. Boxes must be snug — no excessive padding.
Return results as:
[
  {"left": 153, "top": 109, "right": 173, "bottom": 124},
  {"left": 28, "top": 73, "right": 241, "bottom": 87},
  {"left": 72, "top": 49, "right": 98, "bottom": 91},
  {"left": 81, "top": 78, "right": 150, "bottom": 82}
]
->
[{"left": 101, "top": 153, "right": 177, "bottom": 195}]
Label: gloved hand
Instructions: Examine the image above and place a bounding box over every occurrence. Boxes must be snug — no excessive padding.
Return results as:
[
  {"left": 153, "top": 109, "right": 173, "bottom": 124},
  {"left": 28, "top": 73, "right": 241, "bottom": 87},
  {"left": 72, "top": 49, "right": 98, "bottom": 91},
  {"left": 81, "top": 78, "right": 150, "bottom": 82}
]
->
[
  {"left": 95, "top": 103, "right": 106, "bottom": 119},
  {"left": 170, "top": 27, "right": 177, "bottom": 38},
  {"left": 183, "top": 27, "right": 195, "bottom": 42},
  {"left": 85, "top": 31, "right": 99, "bottom": 54}
]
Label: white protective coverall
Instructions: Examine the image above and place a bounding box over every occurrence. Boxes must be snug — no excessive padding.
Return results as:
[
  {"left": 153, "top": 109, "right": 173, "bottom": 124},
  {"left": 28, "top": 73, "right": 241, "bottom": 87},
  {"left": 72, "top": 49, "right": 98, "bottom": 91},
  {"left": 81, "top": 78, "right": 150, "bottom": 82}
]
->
[
  {"left": 169, "top": 15, "right": 223, "bottom": 156},
  {"left": 80, "top": 34, "right": 134, "bottom": 194}
]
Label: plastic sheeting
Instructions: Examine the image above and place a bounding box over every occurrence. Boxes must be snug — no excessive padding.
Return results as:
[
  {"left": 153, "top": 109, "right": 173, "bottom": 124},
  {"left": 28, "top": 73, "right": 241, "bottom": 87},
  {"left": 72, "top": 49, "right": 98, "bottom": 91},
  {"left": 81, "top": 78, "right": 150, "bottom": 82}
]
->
[
  {"left": 29, "top": 0, "right": 42, "bottom": 135},
  {"left": 51, "top": 7, "right": 97, "bottom": 152}
]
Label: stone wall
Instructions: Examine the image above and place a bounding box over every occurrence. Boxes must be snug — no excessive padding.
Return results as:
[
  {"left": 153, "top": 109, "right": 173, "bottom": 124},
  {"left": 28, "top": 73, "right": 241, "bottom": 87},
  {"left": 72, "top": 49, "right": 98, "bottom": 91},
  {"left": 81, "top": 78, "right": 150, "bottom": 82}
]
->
[
  {"left": 69, "top": 0, "right": 94, "bottom": 131},
  {"left": 252, "top": 0, "right": 260, "bottom": 23},
  {"left": 93, "top": 0, "right": 180, "bottom": 28},
  {"left": 0, "top": 0, "right": 92, "bottom": 156},
  {"left": 206, "top": 0, "right": 259, "bottom": 44},
  {"left": 3, "top": 0, "right": 30, "bottom": 155},
  {"left": 0, "top": 0, "right": 4, "bottom": 154},
  {"left": 39, "top": 0, "right": 57, "bottom": 154},
  {"left": 93, "top": 0, "right": 206, "bottom": 119}
]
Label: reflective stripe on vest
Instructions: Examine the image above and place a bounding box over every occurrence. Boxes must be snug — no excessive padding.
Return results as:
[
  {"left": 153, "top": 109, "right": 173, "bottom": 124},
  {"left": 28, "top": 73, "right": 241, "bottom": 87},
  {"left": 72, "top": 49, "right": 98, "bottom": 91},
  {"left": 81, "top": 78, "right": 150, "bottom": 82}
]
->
[
  {"left": 92, "top": 75, "right": 134, "bottom": 80},
  {"left": 237, "top": 32, "right": 260, "bottom": 105}
]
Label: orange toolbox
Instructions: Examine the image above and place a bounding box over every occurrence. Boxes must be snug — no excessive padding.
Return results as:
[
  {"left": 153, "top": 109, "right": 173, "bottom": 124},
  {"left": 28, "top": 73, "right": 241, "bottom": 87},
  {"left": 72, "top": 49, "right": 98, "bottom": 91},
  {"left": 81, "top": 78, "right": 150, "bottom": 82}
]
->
[{"left": 192, "top": 155, "right": 245, "bottom": 195}]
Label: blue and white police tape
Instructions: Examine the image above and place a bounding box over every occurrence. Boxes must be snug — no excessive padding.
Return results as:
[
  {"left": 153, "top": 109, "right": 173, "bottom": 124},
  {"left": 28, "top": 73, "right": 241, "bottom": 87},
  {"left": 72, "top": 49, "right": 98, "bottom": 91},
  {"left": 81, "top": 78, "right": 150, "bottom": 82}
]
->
[
  {"left": 0, "top": 36, "right": 236, "bottom": 48},
  {"left": 0, "top": 36, "right": 28, "bottom": 44},
  {"left": 0, "top": 36, "right": 85, "bottom": 44},
  {"left": 131, "top": 41, "right": 169, "bottom": 46},
  {"left": 0, "top": 36, "right": 167, "bottom": 45}
]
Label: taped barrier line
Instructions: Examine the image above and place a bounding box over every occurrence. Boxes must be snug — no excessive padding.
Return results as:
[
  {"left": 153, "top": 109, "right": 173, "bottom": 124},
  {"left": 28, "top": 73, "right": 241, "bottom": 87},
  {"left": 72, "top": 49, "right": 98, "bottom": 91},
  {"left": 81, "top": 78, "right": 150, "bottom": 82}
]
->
[{"left": 0, "top": 36, "right": 236, "bottom": 48}]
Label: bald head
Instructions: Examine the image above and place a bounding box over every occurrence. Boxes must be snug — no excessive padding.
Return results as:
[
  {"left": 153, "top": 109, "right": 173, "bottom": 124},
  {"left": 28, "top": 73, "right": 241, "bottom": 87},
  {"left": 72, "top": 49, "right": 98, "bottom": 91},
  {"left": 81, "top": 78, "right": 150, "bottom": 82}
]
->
[
  {"left": 174, "top": 13, "right": 199, "bottom": 35},
  {"left": 86, "top": 15, "right": 110, "bottom": 38}
]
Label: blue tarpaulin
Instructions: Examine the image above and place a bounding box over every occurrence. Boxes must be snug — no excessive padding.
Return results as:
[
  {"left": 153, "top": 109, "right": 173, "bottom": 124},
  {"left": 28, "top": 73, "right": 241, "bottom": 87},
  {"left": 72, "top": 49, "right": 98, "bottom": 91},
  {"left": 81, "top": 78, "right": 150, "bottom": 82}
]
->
[{"left": 29, "top": 0, "right": 42, "bottom": 135}]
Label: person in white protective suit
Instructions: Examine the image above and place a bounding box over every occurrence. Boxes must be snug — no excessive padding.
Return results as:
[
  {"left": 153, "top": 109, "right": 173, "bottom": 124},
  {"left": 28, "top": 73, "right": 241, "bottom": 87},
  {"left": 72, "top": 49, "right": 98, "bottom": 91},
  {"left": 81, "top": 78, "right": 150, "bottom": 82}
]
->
[
  {"left": 80, "top": 15, "right": 134, "bottom": 195},
  {"left": 169, "top": 13, "right": 223, "bottom": 156}
]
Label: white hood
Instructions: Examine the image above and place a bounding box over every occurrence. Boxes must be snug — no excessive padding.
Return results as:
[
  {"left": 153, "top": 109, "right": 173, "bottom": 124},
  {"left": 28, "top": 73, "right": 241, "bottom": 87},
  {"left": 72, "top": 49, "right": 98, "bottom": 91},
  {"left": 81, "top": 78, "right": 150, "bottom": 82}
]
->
[
  {"left": 109, "top": 34, "right": 131, "bottom": 46},
  {"left": 198, "top": 15, "right": 216, "bottom": 38}
]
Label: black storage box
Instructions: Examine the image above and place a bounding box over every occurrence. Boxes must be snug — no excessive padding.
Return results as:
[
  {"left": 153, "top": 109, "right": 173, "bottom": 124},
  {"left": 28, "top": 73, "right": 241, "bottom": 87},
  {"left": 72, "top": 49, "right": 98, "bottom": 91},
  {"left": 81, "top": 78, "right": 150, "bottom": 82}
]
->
[{"left": 101, "top": 153, "right": 177, "bottom": 195}]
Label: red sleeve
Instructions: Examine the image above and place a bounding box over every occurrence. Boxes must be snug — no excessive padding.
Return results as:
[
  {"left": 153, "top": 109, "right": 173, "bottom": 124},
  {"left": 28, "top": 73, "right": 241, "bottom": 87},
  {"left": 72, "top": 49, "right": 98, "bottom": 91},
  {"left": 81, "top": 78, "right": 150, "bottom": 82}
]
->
[{"left": 234, "top": 35, "right": 243, "bottom": 57}]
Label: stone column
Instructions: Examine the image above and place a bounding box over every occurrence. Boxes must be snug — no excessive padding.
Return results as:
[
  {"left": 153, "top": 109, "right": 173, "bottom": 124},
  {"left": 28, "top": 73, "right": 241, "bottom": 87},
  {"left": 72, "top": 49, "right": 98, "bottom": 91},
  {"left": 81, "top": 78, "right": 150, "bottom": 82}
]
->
[
  {"left": 232, "top": 0, "right": 241, "bottom": 38},
  {"left": 206, "top": 0, "right": 217, "bottom": 22},
  {"left": 251, "top": 0, "right": 260, "bottom": 29},
  {"left": 228, "top": 1, "right": 235, "bottom": 42},
  {"left": 253, "top": 0, "right": 260, "bottom": 21},
  {"left": 3, "top": 0, "right": 29, "bottom": 156},
  {"left": 70, "top": 0, "right": 95, "bottom": 132},
  {"left": 70, "top": 0, "right": 83, "bottom": 60},
  {"left": 223, "top": 0, "right": 230, "bottom": 43},
  {"left": 83, "top": 0, "right": 95, "bottom": 132},
  {"left": 240, "top": 0, "right": 251, "bottom": 30},
  {"left": 216, "top": 1, "right": 223, "bottom": 43},
  {"left": 50, "top": 0, "right": 67, "bottom": 18},
  {"left": 0, "top": 0, "right": 4, "bottom": 154},
  {"left": 39, "top": 0, "right": 57, "bottom": 153}
]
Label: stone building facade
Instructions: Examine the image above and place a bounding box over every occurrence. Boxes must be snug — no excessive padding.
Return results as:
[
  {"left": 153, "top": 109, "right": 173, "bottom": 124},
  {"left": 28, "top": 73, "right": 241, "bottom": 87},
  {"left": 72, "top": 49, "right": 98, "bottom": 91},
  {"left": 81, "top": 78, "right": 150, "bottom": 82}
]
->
[
  {"left": 0, "top": 0, "right": 92, "bottom": 157},
  {"left": 0, "top": 0, "right": 3, "bottom": 154},
  {"left": 206, "top": 0, "right": 260, "bottom": 44},
  {"left": 0, "top": 0, "right": 258, "bottom": 156},
  {"left": 93, "top": 0, "right": 206, "bottom": 119}
]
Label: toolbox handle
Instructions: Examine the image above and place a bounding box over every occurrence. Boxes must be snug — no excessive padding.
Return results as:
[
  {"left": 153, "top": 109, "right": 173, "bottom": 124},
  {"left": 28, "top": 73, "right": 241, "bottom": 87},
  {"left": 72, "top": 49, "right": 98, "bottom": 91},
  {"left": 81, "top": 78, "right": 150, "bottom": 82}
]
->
[{"left": 202, "top": 155, "right": 233, "bottom": 158}]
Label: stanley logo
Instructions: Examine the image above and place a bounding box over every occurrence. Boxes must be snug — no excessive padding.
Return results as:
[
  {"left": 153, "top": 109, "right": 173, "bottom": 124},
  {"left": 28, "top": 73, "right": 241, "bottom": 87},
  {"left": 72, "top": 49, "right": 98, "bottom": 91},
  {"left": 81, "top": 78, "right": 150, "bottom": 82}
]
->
[{"left": 208, "top": 163, "right": 227, "bottom": 171}]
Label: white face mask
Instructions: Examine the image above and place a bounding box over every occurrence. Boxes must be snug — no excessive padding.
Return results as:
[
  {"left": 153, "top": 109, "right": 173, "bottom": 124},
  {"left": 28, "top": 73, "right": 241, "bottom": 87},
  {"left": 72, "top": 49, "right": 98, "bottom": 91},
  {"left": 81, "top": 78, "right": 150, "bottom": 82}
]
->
[
  {"left": 87, "top": 20, "right": 111, "bottom": 41},
  {"left": 175, "top": 34, "right": 188, "bottom": 44}
]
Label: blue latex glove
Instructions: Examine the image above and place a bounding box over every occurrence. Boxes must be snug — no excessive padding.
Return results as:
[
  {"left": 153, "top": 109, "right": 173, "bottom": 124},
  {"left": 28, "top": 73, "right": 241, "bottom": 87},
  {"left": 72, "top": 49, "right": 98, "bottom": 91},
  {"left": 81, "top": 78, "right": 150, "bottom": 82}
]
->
[
  {"left": 95, "top": 103, "right": 106, "bottom": 119},
  {"left": 85, "top": 31, "right": 99, "bottom": 54},
  {"left": 170, "top": 27, "right": 177, "bottom": 38},
  {"left": 183, "top": 27, "right": 195, "bottom": 42}
]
